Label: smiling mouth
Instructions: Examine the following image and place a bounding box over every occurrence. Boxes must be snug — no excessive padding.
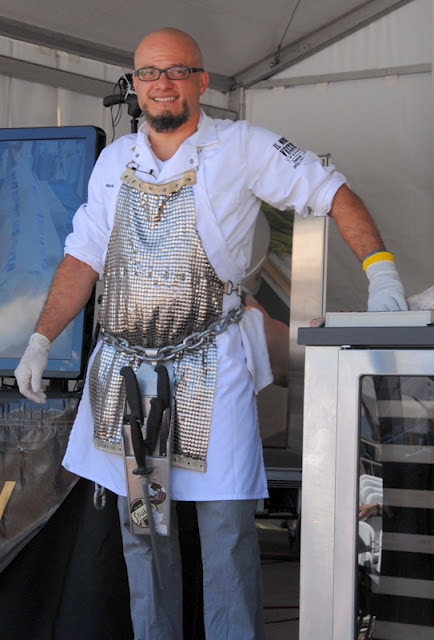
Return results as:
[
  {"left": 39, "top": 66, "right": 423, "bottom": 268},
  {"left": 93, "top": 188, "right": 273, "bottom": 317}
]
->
[{"left": 153, "top": 96, "right": 177, "bottom": 103}]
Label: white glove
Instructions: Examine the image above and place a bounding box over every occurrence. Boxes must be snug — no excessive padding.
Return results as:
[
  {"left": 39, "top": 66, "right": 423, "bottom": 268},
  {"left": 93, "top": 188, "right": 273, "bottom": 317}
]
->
[
  {"left": 14, "top": 333, "right": 51, "bottom": 403},
  {"left": 407, "top": 285, "right": 434, "bottom": 310},
  {"left": 365, "top": 256, "right": 408, "bottom": 312}
]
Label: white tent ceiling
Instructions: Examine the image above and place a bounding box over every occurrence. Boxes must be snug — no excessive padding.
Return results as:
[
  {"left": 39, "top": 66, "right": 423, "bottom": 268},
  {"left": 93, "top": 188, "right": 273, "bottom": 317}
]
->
[{"left": 0, "top": 0, "right": 414, "bottom": 92}]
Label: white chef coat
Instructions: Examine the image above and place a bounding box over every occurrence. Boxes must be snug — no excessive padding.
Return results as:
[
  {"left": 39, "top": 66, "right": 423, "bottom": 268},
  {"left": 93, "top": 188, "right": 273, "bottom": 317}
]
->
[{"left": 62, "top": 111, "right": 346, "bottom": 500}]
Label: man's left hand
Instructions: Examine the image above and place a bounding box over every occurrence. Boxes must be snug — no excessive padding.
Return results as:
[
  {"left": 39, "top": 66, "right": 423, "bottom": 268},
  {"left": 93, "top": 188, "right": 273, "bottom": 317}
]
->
[{"left": 366, "top": 260, "right": 408, "bottom": 311}]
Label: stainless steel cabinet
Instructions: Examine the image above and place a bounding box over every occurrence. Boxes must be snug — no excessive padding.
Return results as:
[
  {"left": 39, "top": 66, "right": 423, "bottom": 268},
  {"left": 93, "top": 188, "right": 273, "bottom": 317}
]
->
[{"left": 298, "top": 326, "right": 434, "bottom": 640}]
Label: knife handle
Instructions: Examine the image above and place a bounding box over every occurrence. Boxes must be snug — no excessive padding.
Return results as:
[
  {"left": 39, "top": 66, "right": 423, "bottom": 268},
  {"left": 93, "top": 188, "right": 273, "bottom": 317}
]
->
[
  {"left": 144, "top": 397, "right": 164, "bottom": 453},
  {"left": 120, "top": 366, "right": 144, "bottom": 422},
  {"left": 155, "top": 364, "right": 170, "bottom": 409},
  {"left": 130, "top": 415, "right": 151, "bottom": 475},
  {"left": 120, "top": 366, "right": 150, "bottom": 474}
]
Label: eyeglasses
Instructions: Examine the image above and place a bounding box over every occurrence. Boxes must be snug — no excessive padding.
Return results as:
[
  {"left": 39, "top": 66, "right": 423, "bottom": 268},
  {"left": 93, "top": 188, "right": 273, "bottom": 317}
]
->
[{"left": 133, "top": 65, "right": 204, "bottom": 82}]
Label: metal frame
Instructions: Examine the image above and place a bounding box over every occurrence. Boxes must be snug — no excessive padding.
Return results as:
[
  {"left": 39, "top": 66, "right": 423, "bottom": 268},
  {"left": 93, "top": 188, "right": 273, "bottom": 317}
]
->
[
  {"left": 285, "top": 214, "right": 328, "bottom": 455},
  {"left": 233, "top": 0, "right": 414, "bottom": 88}
]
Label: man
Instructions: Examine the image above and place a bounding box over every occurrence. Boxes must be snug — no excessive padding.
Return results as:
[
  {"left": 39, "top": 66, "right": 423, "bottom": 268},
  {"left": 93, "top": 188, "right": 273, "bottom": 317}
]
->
[{"left": 15, "top": 28, "right": 407, "bottom": 640}]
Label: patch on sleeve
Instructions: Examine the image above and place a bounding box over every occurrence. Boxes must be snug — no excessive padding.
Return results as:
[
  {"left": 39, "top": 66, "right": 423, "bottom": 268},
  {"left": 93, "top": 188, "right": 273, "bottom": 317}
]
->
[{"left": 273, "top": 137, "right": 306, "bottom": 169}]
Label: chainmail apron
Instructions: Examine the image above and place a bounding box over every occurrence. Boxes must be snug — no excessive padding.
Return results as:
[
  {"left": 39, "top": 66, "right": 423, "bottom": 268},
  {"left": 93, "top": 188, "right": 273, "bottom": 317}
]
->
[{"left": 89, "top": 166, "right": 228, "bottom": 471}]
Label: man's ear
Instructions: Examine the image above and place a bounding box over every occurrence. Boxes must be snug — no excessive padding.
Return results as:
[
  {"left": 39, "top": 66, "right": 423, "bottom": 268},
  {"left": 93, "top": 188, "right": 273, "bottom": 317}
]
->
[{"left": 199, "top": 71, "right": 210, "bottom": 96}]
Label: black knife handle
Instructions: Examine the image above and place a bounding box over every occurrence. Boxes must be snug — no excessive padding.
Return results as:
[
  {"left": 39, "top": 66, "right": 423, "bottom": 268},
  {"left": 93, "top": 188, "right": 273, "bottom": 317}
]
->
[
  {"left": 120, "top": 366, "right": 149, "bottom": 475},
  {"left": 120, "top": 366, "right": 144, "bottom": 423},
  {"left": 130, "top": 415, "right": 150, "bottom": 475},
  {"left": 155, "top": 364, "right": 170, "bottom": 409},
  {"left": 144, "top": 397, "right": 164, "bottom": 453}
]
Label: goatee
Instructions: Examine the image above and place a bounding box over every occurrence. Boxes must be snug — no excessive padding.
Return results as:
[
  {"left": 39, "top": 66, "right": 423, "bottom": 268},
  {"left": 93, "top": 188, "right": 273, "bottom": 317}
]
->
[{"left": 143, "top": 100, "right": 190, "bottom": 132}]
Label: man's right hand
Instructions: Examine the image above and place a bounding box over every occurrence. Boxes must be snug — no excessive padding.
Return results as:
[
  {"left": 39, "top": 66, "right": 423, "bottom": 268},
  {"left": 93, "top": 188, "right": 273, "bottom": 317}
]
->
[{"left": 14, "top": 333, "right": 51, "bottom": 403}]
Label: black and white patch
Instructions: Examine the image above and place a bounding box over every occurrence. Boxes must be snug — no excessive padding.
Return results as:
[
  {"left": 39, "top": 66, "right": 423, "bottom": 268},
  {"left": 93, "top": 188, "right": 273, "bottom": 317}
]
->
[{"left": 273, "top": 137, "right": 306, "bottom": 169}]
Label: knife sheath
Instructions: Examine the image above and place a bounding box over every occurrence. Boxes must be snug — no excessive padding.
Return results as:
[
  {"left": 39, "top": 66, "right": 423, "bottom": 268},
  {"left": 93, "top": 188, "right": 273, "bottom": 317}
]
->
[{"left": 121, "top": 360, "right": 173, "bottom": 536}]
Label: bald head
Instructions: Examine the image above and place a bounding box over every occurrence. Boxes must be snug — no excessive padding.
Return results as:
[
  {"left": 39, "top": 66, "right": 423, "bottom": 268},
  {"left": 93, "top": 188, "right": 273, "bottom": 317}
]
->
[
  {"left": 132, "top": 27, "right": 209, "bottom": 145},
  {"left": 134, "top": 28, "right": 203, "bottom": 69}
]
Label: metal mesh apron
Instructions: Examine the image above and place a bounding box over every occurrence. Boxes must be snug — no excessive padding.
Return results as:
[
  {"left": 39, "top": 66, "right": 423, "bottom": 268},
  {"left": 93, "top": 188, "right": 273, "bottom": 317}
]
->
[{"left": 89, "top": 167, "right": 225, "bottom": 470}]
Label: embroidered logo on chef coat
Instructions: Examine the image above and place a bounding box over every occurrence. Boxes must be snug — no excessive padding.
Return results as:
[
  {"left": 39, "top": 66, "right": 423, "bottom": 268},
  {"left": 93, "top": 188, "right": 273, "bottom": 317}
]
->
[{"left": 273, "top": 137, "right": 306, "bottom": 169}]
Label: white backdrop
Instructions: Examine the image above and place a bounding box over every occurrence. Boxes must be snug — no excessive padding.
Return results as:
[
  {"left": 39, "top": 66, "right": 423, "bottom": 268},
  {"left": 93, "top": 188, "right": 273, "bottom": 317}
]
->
[
  {"left": 0, "top": 38, "right": 132, "bottom": 135},
  {"left": 245, "top": 0, "right": 434, "bottom": 310},
  {"left": 0, "top": 35, "right": 229, "bottom": 136}
]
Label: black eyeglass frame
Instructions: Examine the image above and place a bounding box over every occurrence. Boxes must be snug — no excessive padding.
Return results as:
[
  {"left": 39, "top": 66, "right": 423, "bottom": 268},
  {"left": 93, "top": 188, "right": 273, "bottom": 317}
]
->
[{"left": 132, "top": 65, "right": 204, "bottom": 82}]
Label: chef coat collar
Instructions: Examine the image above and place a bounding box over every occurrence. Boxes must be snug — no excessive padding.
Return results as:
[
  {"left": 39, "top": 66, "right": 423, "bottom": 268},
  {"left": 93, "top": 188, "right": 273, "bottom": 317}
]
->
[
  {"left": 128, "top": 111, "right": 220, "bottom": 180},
  {"left": 135, "top": 110, "right": 219, "bottom": 148}
]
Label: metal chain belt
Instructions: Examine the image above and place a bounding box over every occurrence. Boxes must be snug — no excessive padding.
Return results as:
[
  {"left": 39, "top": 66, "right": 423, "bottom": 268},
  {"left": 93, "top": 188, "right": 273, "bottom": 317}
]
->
[{"left": 101, "top": 305, "right": 244, "bottom": 363}]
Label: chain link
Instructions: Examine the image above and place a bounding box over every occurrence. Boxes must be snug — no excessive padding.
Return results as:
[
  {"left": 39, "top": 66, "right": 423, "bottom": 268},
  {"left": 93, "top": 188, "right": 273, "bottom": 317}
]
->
[
  {"left": 101, "top": 305, "right": 244, "bottom": 363},
  {"left": 93, "top": 483, "right": 106, "bottom": 510}
]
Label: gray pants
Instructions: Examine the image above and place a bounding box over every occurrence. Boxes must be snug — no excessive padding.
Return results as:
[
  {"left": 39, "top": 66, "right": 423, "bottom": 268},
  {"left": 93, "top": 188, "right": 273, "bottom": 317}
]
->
[{"left": 117, "top": 497, "right": 265, "bottom": 640}]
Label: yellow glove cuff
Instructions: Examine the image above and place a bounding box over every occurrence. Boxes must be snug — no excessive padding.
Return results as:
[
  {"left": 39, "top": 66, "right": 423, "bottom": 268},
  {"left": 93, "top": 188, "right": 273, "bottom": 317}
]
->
[{"left": 362, "top": 251, "right": 394, "bottom": 272}]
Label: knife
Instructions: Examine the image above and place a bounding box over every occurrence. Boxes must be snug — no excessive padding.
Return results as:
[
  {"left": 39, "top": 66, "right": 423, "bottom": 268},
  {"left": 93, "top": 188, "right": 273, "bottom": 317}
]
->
[
  {"left": 120, "top": 365, "right": 164, "bottom": 589},
  {"left": 154, "top": 364, "right": 171, "bottom": 457},
  {"left": 143, "top": 363, "right": 170, "bottom": 454}
]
